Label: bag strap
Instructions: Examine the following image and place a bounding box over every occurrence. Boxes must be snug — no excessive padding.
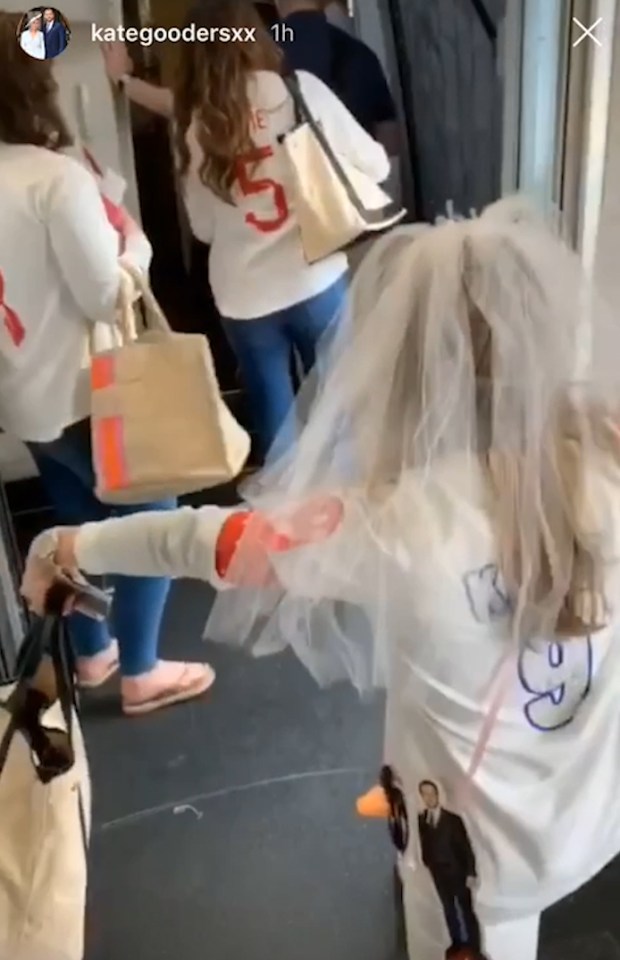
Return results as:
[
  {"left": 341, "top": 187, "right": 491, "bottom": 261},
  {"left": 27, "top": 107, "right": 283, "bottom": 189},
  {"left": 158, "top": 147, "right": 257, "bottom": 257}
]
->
[
  {"left": 119, "top": 262, "right": 171, "bottom": 335},
  {"left": 281, "top": 70, "right": 402, "bottom": 226},
  {"left": 116, "top": 269, "right": 141, "bottom": 341},
  {"left": 285, "top": 68, "right": 304, "bottom": 128},
  {"left": 49, "top": 617, "right": 77, "bottom": 748},
  {"left": 0, "top": 614, "right": 55, "bottom": 768},
  {"left": 88, "top": 264, "right": 171, "bottom": 357},
  {"left": 0, "top": 614, "right": 88, "bottom": 847},
  {"left": 88, "top": 268, "right": 136, "bottom": 357},
  {"left": 0, "top": 609, "right": 80, "bottom": 785},
  {"left": 82, "top": 146, "right": 103, "bottom": 178},
  {"left": 40, "top": 613, "right": 88, "bottom": 843}
]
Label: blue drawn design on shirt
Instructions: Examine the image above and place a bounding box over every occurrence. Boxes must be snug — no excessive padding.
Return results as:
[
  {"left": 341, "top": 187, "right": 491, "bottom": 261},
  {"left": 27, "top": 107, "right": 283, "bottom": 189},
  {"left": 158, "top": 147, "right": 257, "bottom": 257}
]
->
[
  {"left": 463, "top": 564, "right": 511, "bottom": 623},
  {"left": 517, "top": 637, "right": 593, "bottom": 731},
  {"left": 463, "top": 563, "right": 593, "bottom": 731}
]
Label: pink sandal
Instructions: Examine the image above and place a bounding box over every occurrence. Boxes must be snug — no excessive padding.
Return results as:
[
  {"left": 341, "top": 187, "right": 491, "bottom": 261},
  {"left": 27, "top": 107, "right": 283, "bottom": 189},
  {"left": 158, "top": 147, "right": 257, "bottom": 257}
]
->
[
  {"left": 77, "top": 640, "right": 120, "bottom": 689},
  {"left": 122, "top": 661, "right": 215, "bottom": 717}
]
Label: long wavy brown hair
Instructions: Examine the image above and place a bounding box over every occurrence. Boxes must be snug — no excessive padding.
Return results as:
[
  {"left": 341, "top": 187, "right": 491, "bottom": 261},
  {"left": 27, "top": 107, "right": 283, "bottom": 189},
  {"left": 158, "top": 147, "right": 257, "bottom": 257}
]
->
[
  {"left": 174, "top": 0, "right": 283, "bottom": 203},
  {"left": 0, "top": 10, "right": 73, "bottom": 149}
]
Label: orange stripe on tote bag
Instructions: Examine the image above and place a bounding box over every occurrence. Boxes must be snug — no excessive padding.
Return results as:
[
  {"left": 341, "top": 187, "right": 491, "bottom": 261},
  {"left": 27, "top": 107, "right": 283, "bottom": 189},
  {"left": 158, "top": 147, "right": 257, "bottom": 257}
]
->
[
  {"left": 90, "top": 354, "right": 115, "bottom": 392},
  {"left": 93, "top": 416, "right": 128, "bottom": 493}
]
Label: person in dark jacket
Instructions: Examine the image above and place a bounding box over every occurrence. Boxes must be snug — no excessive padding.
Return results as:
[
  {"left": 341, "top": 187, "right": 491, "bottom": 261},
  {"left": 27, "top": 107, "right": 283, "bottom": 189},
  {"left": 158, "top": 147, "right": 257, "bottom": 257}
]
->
[
  {"left": 418, "top": 780, "right": 482, "bottom": 955},
  {"left": 42, "top": 7, "right": 67, "bottom": 59},
  {"left": 274, "top": 0, "right": 399, "bottom": 154}
]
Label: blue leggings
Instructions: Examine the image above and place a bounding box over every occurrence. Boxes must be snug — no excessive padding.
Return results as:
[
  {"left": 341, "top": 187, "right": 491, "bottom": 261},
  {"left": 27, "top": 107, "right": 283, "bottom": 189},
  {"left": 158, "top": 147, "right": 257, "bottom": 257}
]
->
[
  {"left": 223, "top": 275, "right": 347, "bottom": 460},
  {"left": 28, "top": 418, "right": 175, "bottom": 677}
]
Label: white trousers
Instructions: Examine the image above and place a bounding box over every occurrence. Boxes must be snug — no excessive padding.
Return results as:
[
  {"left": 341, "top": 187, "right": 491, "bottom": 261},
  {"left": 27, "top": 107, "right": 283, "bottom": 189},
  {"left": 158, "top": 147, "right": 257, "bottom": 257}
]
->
[
  {"left": 401, "top": 864, "right": 540, "bottom": 960},
  {"left": 483, "top": 916, "right": 541, "bottom": 960}
]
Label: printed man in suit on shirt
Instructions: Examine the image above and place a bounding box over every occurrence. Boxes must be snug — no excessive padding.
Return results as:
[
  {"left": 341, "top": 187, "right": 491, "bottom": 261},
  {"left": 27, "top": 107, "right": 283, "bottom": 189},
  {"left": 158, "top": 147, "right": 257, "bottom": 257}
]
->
[
  {"left": 418, "top": 780, "right": 482, "bottom": 955},
  {"left": 42, "top": 7, "right": 67, "bottom": 59}
]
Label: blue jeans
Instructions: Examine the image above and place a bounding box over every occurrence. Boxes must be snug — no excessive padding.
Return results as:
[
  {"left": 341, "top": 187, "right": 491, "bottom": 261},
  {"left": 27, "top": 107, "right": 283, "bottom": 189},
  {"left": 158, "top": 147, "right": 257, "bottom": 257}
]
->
[
  {"left": 223, "top": 275, "right": 347, "bottom": 460},
  {"left": 28, "top": 418, "right": 175, "bottom": 677}
]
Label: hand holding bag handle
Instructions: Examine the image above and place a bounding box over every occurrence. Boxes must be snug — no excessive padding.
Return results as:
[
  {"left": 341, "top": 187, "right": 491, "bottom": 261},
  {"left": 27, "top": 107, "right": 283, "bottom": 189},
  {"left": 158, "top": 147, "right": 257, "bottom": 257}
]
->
[
  {"left": 88, "top": 267, "right": 137, "bottom": 358},
  {"left": 281, "top": 70, "right": 404, "bottom": 228},
  {"left": 118, "top": 261, "right": 172, "bottom": 337},
  {"left": 89, "top": 264, "right": 168, "bottom": 358}
]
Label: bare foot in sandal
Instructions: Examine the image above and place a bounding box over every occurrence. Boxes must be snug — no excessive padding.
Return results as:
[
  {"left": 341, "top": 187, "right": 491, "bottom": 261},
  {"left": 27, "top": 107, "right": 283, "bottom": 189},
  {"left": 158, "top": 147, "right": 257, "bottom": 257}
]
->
[
  {"left": 78, "top": 639, "right": 120, "bottom": 689},
  {"left": 121, "top": 661, "right": 215, "bottom": 716}
]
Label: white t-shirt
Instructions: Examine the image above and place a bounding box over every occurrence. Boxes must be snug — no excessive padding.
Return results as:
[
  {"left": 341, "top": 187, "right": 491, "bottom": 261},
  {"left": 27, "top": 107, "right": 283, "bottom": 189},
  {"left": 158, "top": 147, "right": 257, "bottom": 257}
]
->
[
  {"left": 363, "top": 460, "right": 620, "bottom": 957},
  {"left": 182, "top": 69, "right": 390, "bottom": 320},
  {"left": 71, "top": 456, "right": 620, "bottom": 945},
  {"left": 0, "top": 144, "right": 151, "bottom": 442}
]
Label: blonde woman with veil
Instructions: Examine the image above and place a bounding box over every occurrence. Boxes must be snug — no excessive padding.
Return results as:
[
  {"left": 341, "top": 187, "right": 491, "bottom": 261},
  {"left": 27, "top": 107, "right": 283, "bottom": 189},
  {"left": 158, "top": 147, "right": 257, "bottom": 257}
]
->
[{"left": 21, "top": 198, "right": 620, "bottom": 960}]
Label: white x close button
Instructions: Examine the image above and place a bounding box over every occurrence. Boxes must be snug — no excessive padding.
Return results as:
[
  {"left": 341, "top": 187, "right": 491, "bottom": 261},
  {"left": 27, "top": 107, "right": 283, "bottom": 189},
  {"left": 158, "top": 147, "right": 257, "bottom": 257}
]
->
[{"left": 572, "top": 16, "right": 603, "bottom": 47}]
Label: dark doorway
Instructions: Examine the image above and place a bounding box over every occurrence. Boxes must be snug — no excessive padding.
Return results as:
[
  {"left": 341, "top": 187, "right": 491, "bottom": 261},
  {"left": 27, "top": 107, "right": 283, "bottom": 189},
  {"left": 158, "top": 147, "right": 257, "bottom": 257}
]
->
[
  {"left": 387, "top": 0, "right": 506, "bottom": 220},
  {"left": 121, "top": 0, "right": 241, "bottom": 398}
]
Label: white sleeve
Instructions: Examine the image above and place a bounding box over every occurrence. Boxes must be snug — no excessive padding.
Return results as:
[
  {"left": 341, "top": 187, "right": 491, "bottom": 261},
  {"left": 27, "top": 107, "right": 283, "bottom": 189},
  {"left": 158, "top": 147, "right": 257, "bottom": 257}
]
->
[
  {"left": 119, "top": 217, "right": 153, "bottom": 274},
  {"left": 74, "top": 505, "right": 235, "bottom": 588},
  {"left": 182, "top": 170, "right": 215, "bottom": 245},
  {"left": 47, "top": 159, "right": 121, "bottom": 325},
  {"left": 297, "top": 71, "right": 390, "bottom": 184}
]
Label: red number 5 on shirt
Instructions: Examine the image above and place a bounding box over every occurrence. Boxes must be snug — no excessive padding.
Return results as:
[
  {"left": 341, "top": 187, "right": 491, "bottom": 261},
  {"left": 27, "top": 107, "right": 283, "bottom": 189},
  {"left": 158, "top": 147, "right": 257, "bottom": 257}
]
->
[{"left": 236, "top": 146, "right": 289, "bottom": 233}]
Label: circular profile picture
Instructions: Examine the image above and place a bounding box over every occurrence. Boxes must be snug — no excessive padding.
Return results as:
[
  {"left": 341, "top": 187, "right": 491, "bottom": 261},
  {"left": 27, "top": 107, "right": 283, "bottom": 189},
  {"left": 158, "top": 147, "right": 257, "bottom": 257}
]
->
[{"left": 17, "top": 7, "right": 70, "bottom": 60}]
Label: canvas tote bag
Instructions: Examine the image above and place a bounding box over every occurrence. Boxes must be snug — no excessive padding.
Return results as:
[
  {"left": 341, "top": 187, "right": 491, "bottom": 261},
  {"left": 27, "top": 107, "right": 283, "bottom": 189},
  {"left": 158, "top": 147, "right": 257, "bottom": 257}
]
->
[
  {"left": 281, "top": 71, "right": 406, "bottom": 264},
  {"left": 90, "top": 265, "right": 251, "bottom": 505},
  {"left": 0, "top": 612, "right": 90, "bottom": 960}
]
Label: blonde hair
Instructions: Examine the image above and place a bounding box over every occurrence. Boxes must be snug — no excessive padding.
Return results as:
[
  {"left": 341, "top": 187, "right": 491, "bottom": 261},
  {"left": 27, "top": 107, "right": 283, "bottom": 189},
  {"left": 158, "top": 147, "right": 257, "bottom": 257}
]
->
[
  {"left": 273, "top": 199, "right": 620, "bottom": 642},
  {"left": 206, "top": 198, "right": 620, "bottom": 690},
  {"left": 463, "top": 216, "right": 619, "bottom": 639}
]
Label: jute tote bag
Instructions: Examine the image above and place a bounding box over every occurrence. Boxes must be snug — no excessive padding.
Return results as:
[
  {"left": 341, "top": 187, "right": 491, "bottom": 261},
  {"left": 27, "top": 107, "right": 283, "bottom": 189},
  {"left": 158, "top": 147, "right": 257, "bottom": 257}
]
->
[
  {"left": 281, "top": 71, "right": 406, "bottom": 264},
  {"left": 90, "top": 265, "right": 251, "bottom": 505},
  {"left": 0, "top": 613, "right": 90, "bottom": 960}
]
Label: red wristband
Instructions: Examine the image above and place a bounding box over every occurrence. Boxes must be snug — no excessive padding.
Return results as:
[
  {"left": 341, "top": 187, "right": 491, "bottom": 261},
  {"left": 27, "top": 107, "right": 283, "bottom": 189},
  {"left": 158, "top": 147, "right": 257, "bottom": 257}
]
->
[
  {"left": 215, "top": 498, "right": 344, "bottom": 581},
  {"left": 215, "top": 512, "right": 251, "bottom": 578}
]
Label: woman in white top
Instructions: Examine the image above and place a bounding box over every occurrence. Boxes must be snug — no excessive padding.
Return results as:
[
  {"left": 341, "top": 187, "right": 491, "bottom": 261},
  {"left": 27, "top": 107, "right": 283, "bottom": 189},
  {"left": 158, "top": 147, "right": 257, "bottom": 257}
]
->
[
  {"left": 19, "top": 10, "right": 45, "bottom": 59},
  {"left": 22, "top": 198, "right": 620, "bottom": 959},
  {"left": 171, "top": 0, "right": 389, "bottom": 461},
  {"left": 0, "top": 11, "right": 213, "bottom": 715}
]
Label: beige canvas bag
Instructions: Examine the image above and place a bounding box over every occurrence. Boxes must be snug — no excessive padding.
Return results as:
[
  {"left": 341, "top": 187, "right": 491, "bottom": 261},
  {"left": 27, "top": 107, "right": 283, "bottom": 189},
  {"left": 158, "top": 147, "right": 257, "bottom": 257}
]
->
[
  {"left": 0, "top": 615, "right": 90, "bottom": 960},
  {"left": 281, "top": 72, "right": 406, "bottom": 264},
  {"left": 90, "top": 264, "right": 250, "bottom": 505}
]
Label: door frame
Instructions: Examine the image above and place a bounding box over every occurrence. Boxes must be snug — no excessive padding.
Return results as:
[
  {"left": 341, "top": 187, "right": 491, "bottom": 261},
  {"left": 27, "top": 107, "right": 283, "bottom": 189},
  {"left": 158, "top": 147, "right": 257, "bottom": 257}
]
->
[
  {"left": 503, "top": 0, "right": 618, "bottom": 255},
  {"left": 572, "top": 0, "right": 618, "bottom": 271}
]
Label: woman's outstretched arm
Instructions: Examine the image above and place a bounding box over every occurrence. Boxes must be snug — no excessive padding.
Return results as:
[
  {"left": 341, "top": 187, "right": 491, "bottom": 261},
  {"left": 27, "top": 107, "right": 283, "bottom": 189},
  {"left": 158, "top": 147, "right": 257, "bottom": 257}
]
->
[
  {"left": 21, "top": 495, "right": 348, "bottom": 615},
  {"left": 24, "top": 507, "right": 235, "bottom": 599},
  {"left": 73, "top": 506, "right": 232, "bottom": 582}
]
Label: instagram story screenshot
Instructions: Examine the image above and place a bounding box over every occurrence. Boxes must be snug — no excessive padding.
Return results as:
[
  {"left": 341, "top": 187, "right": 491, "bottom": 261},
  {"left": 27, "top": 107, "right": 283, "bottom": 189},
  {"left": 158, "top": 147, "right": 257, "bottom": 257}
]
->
[{"left": 0, "top": 3, "right": 619, "bottom": 960}]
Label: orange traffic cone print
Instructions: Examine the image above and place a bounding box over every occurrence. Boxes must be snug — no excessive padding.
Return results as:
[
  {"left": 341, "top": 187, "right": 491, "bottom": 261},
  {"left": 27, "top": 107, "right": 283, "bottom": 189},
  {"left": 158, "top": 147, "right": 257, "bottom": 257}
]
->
[{"left": 356, "top": 784, "right": 390, "bottom": 818}]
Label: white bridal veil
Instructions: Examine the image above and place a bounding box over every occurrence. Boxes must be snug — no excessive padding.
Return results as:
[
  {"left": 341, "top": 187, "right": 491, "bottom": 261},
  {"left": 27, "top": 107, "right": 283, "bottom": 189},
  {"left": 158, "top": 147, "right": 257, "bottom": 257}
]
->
[{"left": 206, "top": 197, "right": 620, "bottom": 692}]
